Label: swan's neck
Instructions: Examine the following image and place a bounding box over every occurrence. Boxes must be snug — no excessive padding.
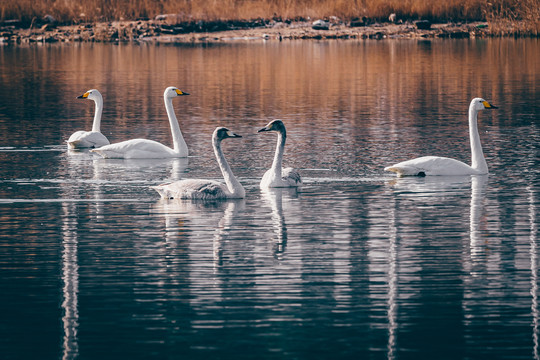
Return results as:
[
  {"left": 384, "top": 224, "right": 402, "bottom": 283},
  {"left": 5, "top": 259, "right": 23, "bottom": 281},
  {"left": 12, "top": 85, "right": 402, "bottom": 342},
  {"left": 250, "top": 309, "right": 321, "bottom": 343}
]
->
[
  {"left": 270, "top": 130, "right": 286, "bottom": 179},
  {"left": 469, "top": 106, "right": 488, "bottom": 173},
  {"left": 213, "top": 137, "right": 245, "bottom": 197},
  {"left": 164, "top": 96, "right": 188, "bottom": 155},
  {"left": 91, "top": 97, "right": 103, "bottom": 132}
]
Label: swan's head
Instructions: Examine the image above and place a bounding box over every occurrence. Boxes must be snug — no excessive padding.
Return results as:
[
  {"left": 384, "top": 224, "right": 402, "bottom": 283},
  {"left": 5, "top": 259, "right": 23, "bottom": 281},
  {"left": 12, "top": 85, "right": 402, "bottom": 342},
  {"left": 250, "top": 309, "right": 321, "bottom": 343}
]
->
[
  {"left": 77, "top": 89, "right": 102, "bottom": 102},
  {"left": 258, "top": 119, "right": 286, "bottom": 133},
  {"left": 214, "top": 127, "right": 242, "bottom": 141},
  {"left": 164, "top": 86, "right": 189, "bottom": 98},
  {"left": 471, "top": 98, "right": 498, "bottom": 111}
]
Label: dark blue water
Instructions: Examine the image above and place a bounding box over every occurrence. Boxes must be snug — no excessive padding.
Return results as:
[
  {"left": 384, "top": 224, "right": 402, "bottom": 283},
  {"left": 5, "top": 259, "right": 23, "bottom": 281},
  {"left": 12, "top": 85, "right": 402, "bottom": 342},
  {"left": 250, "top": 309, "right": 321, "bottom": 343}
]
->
[{"left": 0, "top": 39, "right": 538, "bottom": 359}]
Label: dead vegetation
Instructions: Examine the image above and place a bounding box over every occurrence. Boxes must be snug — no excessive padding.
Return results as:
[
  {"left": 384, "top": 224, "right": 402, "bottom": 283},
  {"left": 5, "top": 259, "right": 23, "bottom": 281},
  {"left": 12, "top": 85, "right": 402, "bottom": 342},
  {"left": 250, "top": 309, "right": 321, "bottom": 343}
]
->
[{"left": 0, "top": 0, "right": 538, "bottom": 36}]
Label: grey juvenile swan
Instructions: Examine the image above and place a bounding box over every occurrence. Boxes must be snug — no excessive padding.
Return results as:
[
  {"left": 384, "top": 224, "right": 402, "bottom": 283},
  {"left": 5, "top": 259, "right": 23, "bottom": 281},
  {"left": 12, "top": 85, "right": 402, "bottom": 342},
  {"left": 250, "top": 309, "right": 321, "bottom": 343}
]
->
[
  {"left": 152, "top": 127, "right": 245, "bottom": 200},
  {"left": 258, "top": 119, "right": 302, "bottom": 188}
]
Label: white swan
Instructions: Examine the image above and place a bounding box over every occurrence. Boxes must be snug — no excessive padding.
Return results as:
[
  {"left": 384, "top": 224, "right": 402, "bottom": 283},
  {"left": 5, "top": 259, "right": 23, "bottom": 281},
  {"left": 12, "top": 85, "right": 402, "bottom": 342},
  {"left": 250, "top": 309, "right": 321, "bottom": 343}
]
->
[
  {"left": 152, "top": 127, "right": 245, "bottom": 200},
  {"left": 384, "top": 98, "right": 498, "bottom": 177},
  {"left": 91, "top": 86, "right": 189, "bottom": 159},
  {"left": 66, "top": 89, "right": 110, "bottom": 149},
  {"left": 258, "top": 119, "right": 302, "bottom": 188}
]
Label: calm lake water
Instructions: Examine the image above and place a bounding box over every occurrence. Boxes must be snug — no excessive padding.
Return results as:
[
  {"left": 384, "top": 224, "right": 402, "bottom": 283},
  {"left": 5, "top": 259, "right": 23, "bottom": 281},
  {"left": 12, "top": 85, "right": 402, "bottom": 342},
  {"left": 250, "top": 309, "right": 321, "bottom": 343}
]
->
[{"left": 0, "top": 38, "right": 539, "bottom": 359}]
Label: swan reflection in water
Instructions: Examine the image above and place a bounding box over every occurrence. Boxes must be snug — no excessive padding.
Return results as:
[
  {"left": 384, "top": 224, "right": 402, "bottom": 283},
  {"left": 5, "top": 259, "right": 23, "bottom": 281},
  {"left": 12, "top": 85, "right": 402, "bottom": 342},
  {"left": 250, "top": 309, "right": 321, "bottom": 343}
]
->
[
  {"left": 469, "top": 175, "right": 489, "bottom": 260},
  {"left": 529, "top": 185, "right": 539, "bottom": 360},
  {"left": 385, "top": 174, "right": 485, "bottom": 360},
  {"left": 260, "top": 187, "right": 298, "bottom": 258},
  {"left": 61, "top": 202, "right": 79, "bottom": 360},
  {"left": 153, "top": 198, "right": 245, "bottom": 268},
  {"left": 67, "top": 150, "right": 188, "bottom": 200},
  {"left": 383, "top": 190, "right": 399, "bottom": 360}
]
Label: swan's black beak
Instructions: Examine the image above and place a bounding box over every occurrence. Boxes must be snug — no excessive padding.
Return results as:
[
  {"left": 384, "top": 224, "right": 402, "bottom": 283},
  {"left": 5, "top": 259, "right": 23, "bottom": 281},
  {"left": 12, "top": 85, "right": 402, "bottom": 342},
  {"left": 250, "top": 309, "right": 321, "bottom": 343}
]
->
[
  {"left": 226, "top": 130, "right": 242, "bottom": 138},
  {"left": 483, "top": 101, "right": 498, "bottom": 109},
  {"left": 258, "top": 127, "right": 270, "bottom": 133}
]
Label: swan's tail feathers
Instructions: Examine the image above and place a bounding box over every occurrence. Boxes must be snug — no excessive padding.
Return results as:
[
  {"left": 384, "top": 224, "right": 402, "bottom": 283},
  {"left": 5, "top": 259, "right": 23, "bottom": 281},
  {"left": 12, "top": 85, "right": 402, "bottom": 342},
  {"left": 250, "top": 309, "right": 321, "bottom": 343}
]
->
[
  {"left": 151, "top": 184, "right": 173, "bottom": 199},
  {"left": 66, "top": 139, "right": 87, "bottom": 149},
  {"left": 90, "top": 149, "right": 108, "bottom": 159},
  {"left": 66, "top": 140, "right": 77, "bottom": 149},
  {"left": 90, "top": 148, "right": 118, "bottom": 159},
  {"left": 384, "top": 166, "right": 407, "bottom": 177},
  {"left": 384, "top": 165, "right": 427, "bottom": 177},
  {"left": 284, "top": 168, "right": 302, "bottom": 186}
]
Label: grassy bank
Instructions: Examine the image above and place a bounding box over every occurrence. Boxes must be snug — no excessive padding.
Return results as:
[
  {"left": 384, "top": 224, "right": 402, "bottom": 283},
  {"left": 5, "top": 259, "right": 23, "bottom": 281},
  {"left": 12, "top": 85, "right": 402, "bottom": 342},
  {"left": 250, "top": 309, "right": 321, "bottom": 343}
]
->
[{"left": 1, "top": 0, "right": 538, "bottom": 36}]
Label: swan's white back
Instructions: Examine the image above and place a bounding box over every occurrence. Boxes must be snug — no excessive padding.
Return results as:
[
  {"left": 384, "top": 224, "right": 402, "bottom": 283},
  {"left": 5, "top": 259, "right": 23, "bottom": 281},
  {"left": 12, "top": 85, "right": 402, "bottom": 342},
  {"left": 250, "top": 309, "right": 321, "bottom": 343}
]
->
[
  {"left": 67, "top": 89, "right": 110, "bottom": 149},
  {"left": 152, "top": 127, "right": 245, "bottom": 200},
  {"left": 258, "top": 119, "right": 302, "bottom": 188},
  {"left": 91, "top": 86, "right": 189, "bottom": 159},
  {"left": 384, "top": 98, "right": 497, "bottom": 177}
]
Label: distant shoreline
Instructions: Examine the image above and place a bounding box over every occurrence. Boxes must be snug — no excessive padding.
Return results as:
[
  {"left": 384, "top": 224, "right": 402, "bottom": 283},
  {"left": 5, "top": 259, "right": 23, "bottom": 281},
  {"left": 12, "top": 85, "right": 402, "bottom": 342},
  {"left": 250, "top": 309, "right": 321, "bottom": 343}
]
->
[{"left": 0, "top": 18, "right": 534, "bottom": 45}]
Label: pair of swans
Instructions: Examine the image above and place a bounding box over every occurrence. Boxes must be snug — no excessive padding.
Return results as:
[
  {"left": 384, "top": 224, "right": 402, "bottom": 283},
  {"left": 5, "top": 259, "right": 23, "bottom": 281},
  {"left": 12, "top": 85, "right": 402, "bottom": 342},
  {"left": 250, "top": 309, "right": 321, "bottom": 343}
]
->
[
  {"left": 153, "top": 119, "right": 302, "bottom": 200},
  {"left": 67, "top": 87, "right": 189, "bottom": 159}
]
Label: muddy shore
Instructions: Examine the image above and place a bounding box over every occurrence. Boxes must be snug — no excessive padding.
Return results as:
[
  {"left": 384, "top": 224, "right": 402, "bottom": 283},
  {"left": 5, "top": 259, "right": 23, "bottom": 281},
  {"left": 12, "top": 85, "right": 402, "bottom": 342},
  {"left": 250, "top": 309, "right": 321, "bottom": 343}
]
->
[{"left": 0, "top": 17, "right": 495, "bottom": 45}]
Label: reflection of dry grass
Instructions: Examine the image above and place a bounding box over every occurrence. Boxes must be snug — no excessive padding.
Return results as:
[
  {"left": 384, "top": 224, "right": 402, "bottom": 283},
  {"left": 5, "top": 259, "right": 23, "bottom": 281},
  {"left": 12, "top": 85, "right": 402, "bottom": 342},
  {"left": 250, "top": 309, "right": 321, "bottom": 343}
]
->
[{"left": 0, "top": 0, "right": 538, "bottom": 35}]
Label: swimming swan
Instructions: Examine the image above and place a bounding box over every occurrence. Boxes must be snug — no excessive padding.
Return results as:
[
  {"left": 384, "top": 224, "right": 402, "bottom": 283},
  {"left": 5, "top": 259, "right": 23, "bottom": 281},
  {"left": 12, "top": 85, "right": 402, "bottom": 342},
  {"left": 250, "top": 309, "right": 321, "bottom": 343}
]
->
[
  {"left": 152, "top": 127, "right": 245, "bottom": 200},
  {"left": 91, "top": 86, "right": 189, "bottom": 158},
  {"left": 67, "top": 89, "right": 110, "bottom": 149},
  {"left": 258, "top": 119, "right": 302, "bottom": 188},
  {"left": 384, "top": 98, "right": 498, "bottom": 177}
]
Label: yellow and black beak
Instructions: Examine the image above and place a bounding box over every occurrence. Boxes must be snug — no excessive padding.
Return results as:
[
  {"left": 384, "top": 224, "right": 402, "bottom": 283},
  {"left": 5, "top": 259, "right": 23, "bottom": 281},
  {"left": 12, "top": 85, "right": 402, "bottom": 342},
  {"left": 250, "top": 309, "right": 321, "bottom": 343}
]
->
[
  {"left": 175, "top": 89, "right": 190, "bottom": 96},
  {"left": 483, "top": 100, "right": 498, "bottom": 109},
  {"left": 77, "top": 92, "right": 90, "bottom": 99}
]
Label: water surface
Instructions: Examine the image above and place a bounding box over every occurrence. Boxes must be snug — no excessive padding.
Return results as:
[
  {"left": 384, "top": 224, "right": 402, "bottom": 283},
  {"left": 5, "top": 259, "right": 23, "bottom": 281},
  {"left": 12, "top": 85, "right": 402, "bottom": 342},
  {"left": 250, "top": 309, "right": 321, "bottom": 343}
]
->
[{"left": 0, "top": 38, "right": 539, "bottom": 359}]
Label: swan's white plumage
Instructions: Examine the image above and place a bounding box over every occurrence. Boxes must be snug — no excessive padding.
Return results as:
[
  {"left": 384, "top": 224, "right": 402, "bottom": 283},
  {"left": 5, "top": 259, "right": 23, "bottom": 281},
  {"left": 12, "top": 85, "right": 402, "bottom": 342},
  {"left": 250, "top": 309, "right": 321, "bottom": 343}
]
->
[
  {"left": 385, "top": 98, "right": 497, "bottom": 177},
  {"left": 152, "top": 127, "right": 245, "bottom": 200},
  {"left": 67, "top": 89, "right": 110, "bottom": 149},
  {"left": 91, "top": 86, "right": 189, "bottom": 159},
  {"left": 258, "top": 119, "right": 302, "bottom": 188},
  {"left": 92, "top": 139, "right": 178, "bottom": 159},
  {"left": 384, "top": 156, "right": 480, "bottom": 176}
]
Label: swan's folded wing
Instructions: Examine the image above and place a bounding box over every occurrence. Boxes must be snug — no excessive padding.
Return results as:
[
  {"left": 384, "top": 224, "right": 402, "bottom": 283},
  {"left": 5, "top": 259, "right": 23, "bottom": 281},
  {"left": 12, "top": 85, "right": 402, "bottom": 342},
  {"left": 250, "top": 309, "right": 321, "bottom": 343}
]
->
[
  {"left": 152, "top": 179, "right": 228, "bottom": 200},
  {"left": 67, "top": 131, "right": 109, "bottom": 149},
  {"left": 91, "top": 139, "right": 175, "bottom": 159},
  {"left": 283, "top": 167, "right": 302, "bottom": 185},
  {"left": 384, "top": 156, "right": 472, "bottom": 176}
]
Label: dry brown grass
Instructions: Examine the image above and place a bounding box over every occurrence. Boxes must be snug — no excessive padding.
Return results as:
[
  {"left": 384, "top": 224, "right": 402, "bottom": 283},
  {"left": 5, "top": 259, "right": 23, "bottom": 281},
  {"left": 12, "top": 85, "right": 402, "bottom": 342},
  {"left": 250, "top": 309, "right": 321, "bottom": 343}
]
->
[
  {"left": 1, "top": 0, "right": 538, "bottom": 35},
  {"left": 486, "top": 0, "right": 540, "bottom": 36}
]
